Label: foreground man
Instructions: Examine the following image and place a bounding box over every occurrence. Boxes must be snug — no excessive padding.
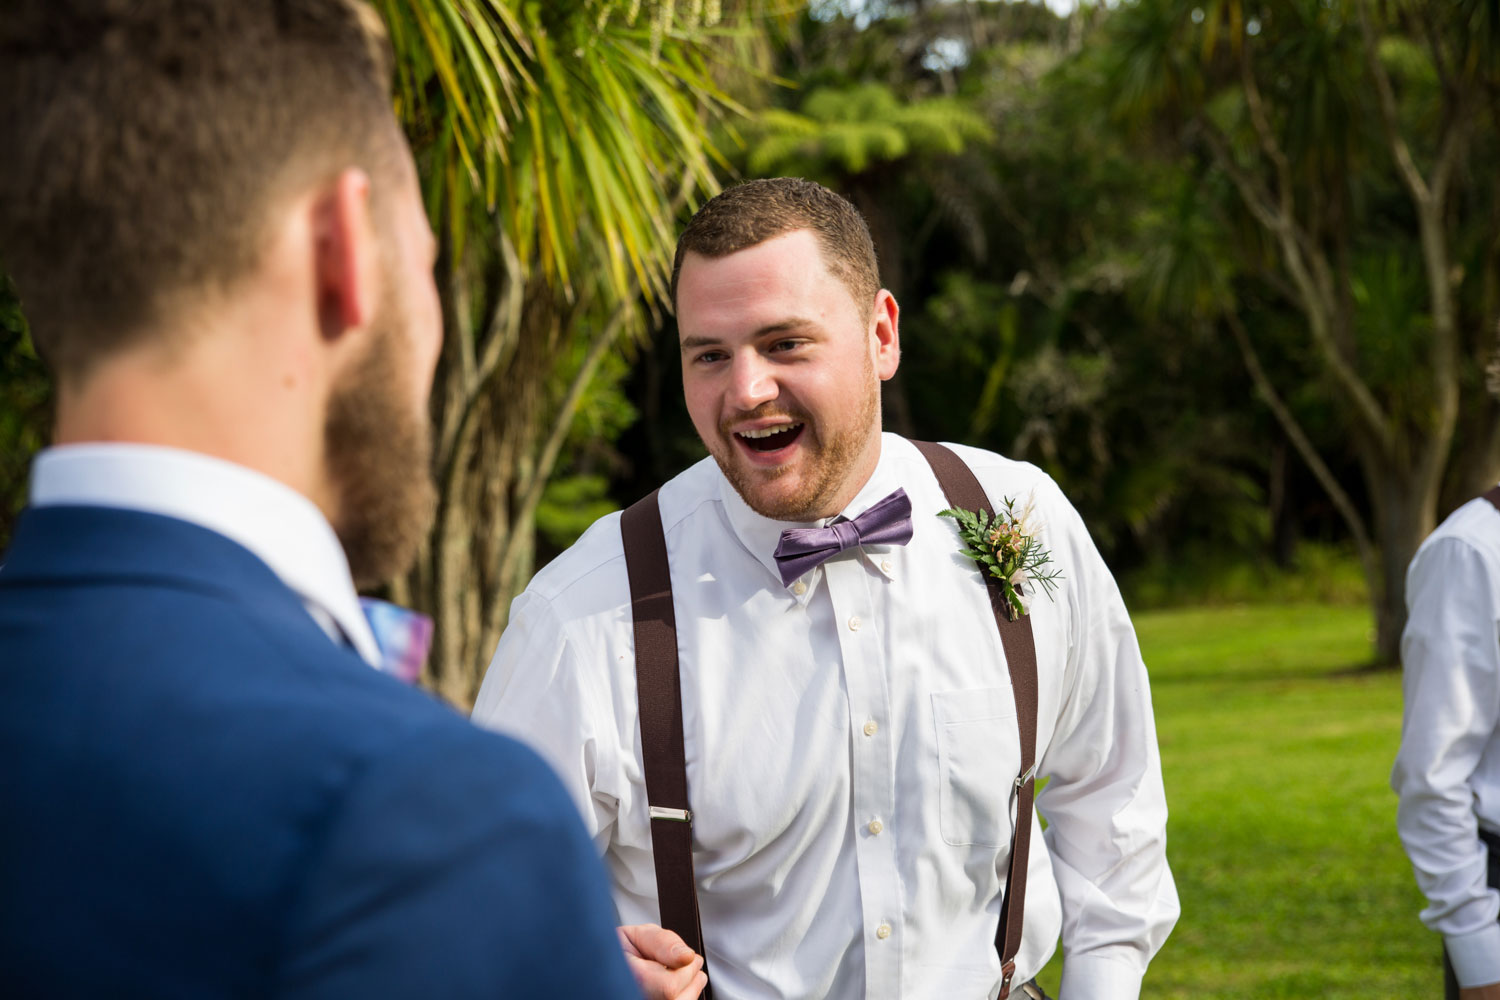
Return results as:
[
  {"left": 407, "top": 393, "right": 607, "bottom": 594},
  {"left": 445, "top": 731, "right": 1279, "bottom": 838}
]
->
[
  {"left": 0, "top": 2, "right": 640, "bottom": 995},
  {"left": 1393, "top": 486, "right": 1500, "bottom": 1000},
  {"left": 476, "top": 178, "right": 1178, "bottom": 999}
]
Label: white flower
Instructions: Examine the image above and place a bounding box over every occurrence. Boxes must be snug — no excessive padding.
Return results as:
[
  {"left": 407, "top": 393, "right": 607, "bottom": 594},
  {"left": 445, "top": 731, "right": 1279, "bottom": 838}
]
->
[{"left": 1012, "top": 491, "right": 1041, "bottom": 540}]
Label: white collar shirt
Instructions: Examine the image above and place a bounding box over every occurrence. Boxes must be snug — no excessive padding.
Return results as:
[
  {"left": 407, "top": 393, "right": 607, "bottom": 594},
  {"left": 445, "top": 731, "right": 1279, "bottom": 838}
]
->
[
  {"left": 1392, "top": 490, "right": 1500, "bottom": 988},
  {"left": 26, "top": 443, "right": 380, "bottom": 667},
  {"left": 474, "top": 434, "right": 1178, "bottom": 999}
]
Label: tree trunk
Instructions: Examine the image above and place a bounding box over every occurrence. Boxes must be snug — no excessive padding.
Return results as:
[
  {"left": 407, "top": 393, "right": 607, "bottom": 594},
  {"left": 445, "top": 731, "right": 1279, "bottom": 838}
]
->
[
  {"left": 409, "top": 258, "right": 648, "bottom": 709},
  {"left": 1268, "top": 439, "right": 1298, "bottom": 568},
  {"left": 1363, "top": 458, "right": 1438, "bottom": 664}
]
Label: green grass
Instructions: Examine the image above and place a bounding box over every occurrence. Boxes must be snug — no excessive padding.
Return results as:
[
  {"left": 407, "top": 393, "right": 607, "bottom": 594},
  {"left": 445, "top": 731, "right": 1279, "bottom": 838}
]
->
[{"left": 1035, "top": 603, "right": 1436, "bottom": 998}]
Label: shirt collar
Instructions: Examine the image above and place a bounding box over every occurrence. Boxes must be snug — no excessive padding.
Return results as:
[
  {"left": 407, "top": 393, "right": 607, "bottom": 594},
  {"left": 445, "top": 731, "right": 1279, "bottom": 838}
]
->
[
  {"left": 29, "top": 443, "right": 381, "bottom": 667},
  {"left": 716, "top": 433, "right": 907, "bottom": 603}
]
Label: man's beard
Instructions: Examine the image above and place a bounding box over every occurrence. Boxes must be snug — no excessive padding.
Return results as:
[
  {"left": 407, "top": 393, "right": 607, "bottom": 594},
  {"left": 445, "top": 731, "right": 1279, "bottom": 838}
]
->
[
  {"left": 711, "top": 364, "right": 880, "bottom": 522},
  {"left": 324, "top": 294, "right": 437, "bottom": 590}
]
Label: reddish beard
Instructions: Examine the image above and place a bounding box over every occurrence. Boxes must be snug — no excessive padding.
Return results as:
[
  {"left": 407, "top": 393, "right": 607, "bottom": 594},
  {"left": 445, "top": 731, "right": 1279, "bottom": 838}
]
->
[{"left": 323, "top": 288, "right": 437, "bottom": 590}]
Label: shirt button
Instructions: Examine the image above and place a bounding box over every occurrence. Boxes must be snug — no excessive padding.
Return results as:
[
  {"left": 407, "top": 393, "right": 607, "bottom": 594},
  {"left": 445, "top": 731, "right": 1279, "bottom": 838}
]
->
[
  {"left": 867, "top": 818, "right": 884, "bottom": 836},
  {"left": 881, "top": 559, "right": 893, "bottom": 573},
  {"left": 863, "top": 719, "right": 878, "bottom": 737},
  {"left": 848, "top": 615, "right": 862, "bottom": 631},
  {"left": 875, "top": 923, "right": 892, "bottom": 940},
  {"left": 792, "top": 580, "right": 808, "bottom": 596}
]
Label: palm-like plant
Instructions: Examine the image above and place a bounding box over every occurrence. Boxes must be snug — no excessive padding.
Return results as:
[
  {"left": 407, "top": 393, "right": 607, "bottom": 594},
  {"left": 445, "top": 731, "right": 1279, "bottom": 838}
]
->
[
  {"left": 744, "top": 80, "right": 992, "bottom": 294},
  {"left": 0, "top": 274, "right": 48, "bottom": 553},
  {"left": 382, "top": 0, "right": 755, "bottom": 303},
  {"left": 375, "top": 0, "right": 782, "bottom": 705},
  {"left": 748, "top": 82, "right": 991, "bottom": 177}
]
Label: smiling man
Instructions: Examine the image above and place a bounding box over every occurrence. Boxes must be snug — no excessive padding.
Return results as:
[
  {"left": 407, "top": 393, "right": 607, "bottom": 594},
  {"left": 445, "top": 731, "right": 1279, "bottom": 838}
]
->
[{"left": 474, "top": 178, "right": 1178, "bottom": 1000}]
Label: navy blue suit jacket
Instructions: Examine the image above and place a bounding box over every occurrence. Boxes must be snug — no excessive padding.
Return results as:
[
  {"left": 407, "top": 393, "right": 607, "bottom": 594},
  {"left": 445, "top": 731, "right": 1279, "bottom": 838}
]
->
[{"left": 0, "top": 506, "right": 639, "bottom": 998}]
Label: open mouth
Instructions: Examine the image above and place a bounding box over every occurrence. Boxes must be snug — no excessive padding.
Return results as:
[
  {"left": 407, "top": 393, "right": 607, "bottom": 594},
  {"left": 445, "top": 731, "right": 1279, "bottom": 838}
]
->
[{"left": 735, "top": 423, "right": 805, "bottom": 453}]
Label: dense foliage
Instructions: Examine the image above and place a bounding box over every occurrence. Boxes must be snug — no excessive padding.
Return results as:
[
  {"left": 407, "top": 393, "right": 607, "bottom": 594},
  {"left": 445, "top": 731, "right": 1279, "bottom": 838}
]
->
[
  {"left": 619, "top": 0, "right": 1500, "bottom": 664},
  {"left": 3, "top": 0, "right": 1495, "bottom": 682},
  {"left": 0, "top": 274, "right": 48, "bottom": 547},
  {"left": 375, "top": 0, "right": 787, "bottom": 703}
]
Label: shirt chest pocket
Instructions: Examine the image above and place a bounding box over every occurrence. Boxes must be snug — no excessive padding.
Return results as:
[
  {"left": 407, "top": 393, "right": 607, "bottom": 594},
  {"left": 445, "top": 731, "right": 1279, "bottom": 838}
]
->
[{"left": 932, "top": 687, "right": 1021, "bottom": 848}]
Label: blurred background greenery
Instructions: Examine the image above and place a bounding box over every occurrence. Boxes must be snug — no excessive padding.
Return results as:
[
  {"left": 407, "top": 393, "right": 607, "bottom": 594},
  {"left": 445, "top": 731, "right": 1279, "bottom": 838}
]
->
[
  {"left": 8, "top": 0, "right": 1498, "bottom": 696},
  {"left": 387, "top": 0, "right": 1495, "bottom": 697},
  {"left": 4, "top": 0, "right": 1495, "bottom": 991}
]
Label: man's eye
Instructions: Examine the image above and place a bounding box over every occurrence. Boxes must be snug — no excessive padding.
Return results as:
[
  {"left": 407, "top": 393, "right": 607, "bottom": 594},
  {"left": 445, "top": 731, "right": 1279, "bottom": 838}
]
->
[
  {"left": 769, "top": 340, "right": 802, "bottom": 353},
  {"left": 695, "top": 351, "right": 727, "bottom": 364}
]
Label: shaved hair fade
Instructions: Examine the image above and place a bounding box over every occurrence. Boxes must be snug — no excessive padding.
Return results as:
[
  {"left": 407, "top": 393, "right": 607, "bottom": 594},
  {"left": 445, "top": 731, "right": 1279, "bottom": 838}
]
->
[
  {"left": 671, "top": 178, "right": 881, "bottom": 318},
  {"left": 0, "top": 0, "right": 403, "bottom": 382}
]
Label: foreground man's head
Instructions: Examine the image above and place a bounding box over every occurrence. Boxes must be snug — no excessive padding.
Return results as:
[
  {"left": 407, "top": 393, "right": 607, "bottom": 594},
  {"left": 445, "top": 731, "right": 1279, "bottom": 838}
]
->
[
  {"left": 672, "top": 178, "right": 902, "bottom": 522},
  {"left": 0, "top": 0, "right": 441, "bottom": 586}
]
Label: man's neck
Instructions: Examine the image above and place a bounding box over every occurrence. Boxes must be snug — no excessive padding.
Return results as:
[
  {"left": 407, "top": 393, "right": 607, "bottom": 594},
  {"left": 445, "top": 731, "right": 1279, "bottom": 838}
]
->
[
  {"left": 805, "top": 427, "right": 885, "bottom": 521},
  {"left": 53, "top": 345, "right": 333, "bottom": 520}
]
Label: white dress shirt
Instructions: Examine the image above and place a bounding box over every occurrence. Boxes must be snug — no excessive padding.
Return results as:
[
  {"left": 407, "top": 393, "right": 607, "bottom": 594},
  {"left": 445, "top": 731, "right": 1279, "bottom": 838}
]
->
[
  {"left": 474, "top": 434, "right": 1178, "bottom": 999},
  {"left": 26, "top": 443, "right": 380, "bottom": 667},
  {"left": 1393, "top": 490, "right": 1500, "bottom": 988}
]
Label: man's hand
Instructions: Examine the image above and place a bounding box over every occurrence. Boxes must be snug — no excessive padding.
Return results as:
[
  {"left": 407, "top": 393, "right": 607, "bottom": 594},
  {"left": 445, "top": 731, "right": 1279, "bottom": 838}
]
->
[
  {"left": 618, "top": 923, "right": 707, "bottom": 1000},
  {"left": 1459, "top": 983, "right": 1500, "bottom": 1000}
]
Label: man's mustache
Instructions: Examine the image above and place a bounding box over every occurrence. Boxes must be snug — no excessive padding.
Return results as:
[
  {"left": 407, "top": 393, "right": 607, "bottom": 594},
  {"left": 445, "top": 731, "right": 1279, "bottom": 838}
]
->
[{"left": 718, "top": 404, "right": 812, "bottom": 439}]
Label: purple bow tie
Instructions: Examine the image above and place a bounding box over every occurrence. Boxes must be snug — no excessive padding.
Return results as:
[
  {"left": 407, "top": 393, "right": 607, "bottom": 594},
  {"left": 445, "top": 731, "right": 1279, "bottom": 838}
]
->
[
  {"left": 772, "top": 488, "right": 914, "bottom": 588},
  {"left": 360, "top": 597, "right": 434, "bottom": 684}
]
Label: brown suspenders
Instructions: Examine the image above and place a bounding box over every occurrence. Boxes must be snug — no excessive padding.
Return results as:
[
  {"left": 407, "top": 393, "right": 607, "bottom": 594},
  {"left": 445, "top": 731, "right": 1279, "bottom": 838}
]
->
[
  {"left": 619, "top": 441, "right": 1041, "bottom": 999},
  {"left": 619, "top": 495, "right": 710, "bottom": 994},
  {"left": 910, "top": 441, "right": 1040, "bottom": 999}
]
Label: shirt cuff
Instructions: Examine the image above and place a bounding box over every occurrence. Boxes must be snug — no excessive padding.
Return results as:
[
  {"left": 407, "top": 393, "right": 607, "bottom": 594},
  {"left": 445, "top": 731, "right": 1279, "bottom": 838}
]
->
[
  {"left": 1057, "top": 953, "right": 1144, "bottom": 1000},
  {"left": 1447, "top": 922, "right": 1500, "bottom": 988}
]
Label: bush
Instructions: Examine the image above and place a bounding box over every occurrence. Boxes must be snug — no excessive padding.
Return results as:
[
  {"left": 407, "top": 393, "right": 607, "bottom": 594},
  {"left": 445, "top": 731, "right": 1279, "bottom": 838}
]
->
[{"left": 1120, "top": 542, "right": 1368, "bottom": 610}]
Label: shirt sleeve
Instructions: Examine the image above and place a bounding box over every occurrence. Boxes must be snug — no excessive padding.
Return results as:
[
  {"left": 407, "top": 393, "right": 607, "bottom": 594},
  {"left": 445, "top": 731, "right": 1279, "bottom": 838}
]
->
[
  {"left": 275, "top": 723, "right": 641, "bottom": 999},
  {"left": 1391, "top": 534, "right": 1500, "bottom": 988},
  {"left": 1031, "top": 483, "right": 1180, "bottom": 1000},
  {"left": 471, "top": 589, "right": 621, "bottom": 852}
]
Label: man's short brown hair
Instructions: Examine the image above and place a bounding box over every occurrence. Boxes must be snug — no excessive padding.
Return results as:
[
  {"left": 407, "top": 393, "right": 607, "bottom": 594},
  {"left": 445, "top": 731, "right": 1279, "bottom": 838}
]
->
[
  {"left": 671, "top": 178, "right": 880, "bottom": 317},
  {"left": 0, "top": 0, "right": 402, "bottom": 381}
]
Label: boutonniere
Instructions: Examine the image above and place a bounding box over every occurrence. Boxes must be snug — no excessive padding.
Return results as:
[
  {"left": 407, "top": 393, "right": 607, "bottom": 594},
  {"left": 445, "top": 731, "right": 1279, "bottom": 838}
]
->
[{"left": 939, "top": 496, "right": 1062, "bottom": 621}]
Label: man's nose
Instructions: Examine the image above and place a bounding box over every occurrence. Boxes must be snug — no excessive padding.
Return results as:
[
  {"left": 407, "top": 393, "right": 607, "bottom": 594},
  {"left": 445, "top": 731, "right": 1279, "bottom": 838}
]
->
[{"left": 728, "top": 353, "right": 778, "bottom": 411}]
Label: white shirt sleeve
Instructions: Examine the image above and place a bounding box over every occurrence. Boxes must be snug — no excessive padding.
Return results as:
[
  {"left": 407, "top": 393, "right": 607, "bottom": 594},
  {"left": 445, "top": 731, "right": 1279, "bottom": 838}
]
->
[
  {"left": 471, "top": 590, "right": 621, "bottom": 854},
  {"left": 1034, "top": 485, "right": 1180, "bottom": 1000},
  {"left": 1392, "top": 534, "right": 1500, "bottom": 988}
]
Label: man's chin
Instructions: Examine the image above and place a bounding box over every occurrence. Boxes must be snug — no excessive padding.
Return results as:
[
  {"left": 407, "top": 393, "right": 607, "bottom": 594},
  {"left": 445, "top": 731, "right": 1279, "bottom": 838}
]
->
[
  {"left": 729, "top": 469, "right": 828, "bottom": 522},
  {"left": 707, "top": 439, "right": 832, "bottom": 520}
]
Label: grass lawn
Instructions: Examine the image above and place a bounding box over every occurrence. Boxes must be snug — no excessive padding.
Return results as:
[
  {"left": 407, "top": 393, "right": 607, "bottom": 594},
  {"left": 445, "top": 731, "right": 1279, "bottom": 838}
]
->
[{"left": 1035, "top": 603, "right": 1436, "bottom": 998}]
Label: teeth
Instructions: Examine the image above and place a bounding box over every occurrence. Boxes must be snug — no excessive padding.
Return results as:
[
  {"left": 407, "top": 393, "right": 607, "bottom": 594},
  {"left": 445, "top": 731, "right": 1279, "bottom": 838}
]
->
[{"left": 738, "top": 423, "right": 801, "bottom": 440}]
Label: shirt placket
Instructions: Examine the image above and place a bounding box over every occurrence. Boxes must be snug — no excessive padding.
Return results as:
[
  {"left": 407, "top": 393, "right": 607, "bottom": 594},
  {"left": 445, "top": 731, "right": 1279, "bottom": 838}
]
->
[{"left": 824, "top": 555, "right": 903, "bottom": 998}]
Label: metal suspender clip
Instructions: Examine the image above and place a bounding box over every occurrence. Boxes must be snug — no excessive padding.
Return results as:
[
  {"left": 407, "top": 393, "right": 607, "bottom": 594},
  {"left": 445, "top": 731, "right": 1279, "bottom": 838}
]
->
[
  {"left": 649, "top": 806, "right": 693, "bottom": 822},
  {"left": 1013, "top": 764, "right": 1037, "bottom": 792}
]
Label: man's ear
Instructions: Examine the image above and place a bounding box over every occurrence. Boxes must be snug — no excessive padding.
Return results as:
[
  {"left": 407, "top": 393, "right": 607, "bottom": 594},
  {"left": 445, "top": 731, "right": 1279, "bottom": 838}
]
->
[
  {"left": 313, "top": 168, "right": 379, "bottom": 343},
  {"left": 871, "top": 289, "right": 901, "bottom": 381}
]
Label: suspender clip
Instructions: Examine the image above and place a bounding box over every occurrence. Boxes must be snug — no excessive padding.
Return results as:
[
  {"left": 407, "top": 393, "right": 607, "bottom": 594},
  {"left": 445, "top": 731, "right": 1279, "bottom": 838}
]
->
[
  {"left": 649, "top": 806, "right": 693, "bottom": 823},
  {"left": 1013, "top": 764, "right": 1037, "bottom": 792}
]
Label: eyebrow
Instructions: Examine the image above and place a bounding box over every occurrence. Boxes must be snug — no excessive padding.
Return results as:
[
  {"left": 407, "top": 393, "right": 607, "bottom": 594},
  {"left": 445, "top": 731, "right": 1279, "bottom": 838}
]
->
[{"left": 680, "top": 318, "right": 817, "bottom": 352}]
